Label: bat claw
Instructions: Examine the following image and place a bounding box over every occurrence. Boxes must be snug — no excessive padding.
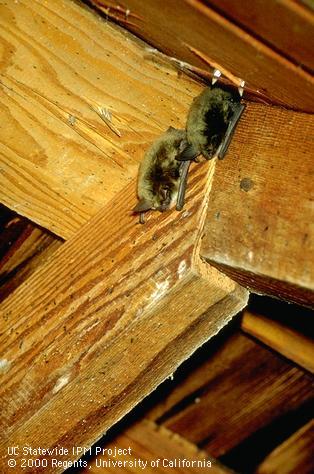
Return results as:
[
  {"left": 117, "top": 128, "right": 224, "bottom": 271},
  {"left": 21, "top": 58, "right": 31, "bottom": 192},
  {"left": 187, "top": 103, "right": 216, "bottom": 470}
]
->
[
  {"left": 238, "top": 80, "right": 245, "bottom": 97},
  {"left": 212, "top": 69, "right": 221, "bottom": 85}
]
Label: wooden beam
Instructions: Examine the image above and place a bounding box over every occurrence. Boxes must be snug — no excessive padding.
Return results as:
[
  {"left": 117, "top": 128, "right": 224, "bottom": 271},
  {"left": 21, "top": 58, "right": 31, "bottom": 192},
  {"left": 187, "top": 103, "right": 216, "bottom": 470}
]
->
[
  {"left": 84, "top": 419, "right": 233, "bottom": 473},
  {"left": 0, "top": 163, "right": 248, "bottom": 473},
  {"left": 200, "top": 102, "right": 314, "bottom": 306},
  {"left": 150, "top": 332, "right": 313, "bottom": 457},
  {"left": 242, "top": 310, "right": 314, "bottom": 374},
  {"left": 0, "top": 213, "right": 62, "bottom": 303},
  {"left": 91, "top": 0, "right": 314, "bottom": 112},
  {"left": 256, "top": 420, "right": 314, "bottom": 474},
  {"left": 206, "top": 0, "right": 314, "bottom": 73},
  {"left": 0, "top": 0, "right": 202, "bottom": 239}
]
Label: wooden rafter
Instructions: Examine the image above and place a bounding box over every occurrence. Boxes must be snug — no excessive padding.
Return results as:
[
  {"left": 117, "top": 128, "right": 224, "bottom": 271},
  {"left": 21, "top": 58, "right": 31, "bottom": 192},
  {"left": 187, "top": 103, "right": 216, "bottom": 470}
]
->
[
  {"left": 0, "top": 0, "right": 203, "bottom": 239},
  {"left": 200, "top": 103, "right": 314, "bottom": 306},
  {"left": 0, "top": 162, "right": 248, "bottom": 472},
  {"left": 90, "top": 0, "right": 314, "bottom": 112},
  {"left": 0, "top": 0, "right": 313, "bottom": 303},
  {"left": 0, "top": 1, "right": 313, "bottom": 470}
]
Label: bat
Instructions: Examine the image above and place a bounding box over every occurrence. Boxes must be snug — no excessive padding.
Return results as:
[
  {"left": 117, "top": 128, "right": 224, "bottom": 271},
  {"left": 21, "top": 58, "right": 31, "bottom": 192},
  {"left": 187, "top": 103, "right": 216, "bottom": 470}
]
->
[
  {"left": 177, "top": 85, "right": 245, "bottom": 162},
  {"left": 133, "top": 127, "right": 191, "bottom": 223}
]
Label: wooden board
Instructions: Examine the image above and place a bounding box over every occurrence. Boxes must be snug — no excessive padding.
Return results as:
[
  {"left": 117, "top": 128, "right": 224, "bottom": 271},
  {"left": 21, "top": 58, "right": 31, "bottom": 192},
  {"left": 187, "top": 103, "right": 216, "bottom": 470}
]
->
[
  {"left": 82, "top": 419, "right": 233, "bottom": 473},
  {"left": 144, "top": 332, "right": 313, "bottom": 457},
  {"left": 0, "top": 206, "right": 29, "bottom": 264},
  {"left": 0, "top": 162, "right": 248, "bottom": 473},
  {"left": 200, "top": 102, "right": 314, "bottom": 306},
  {"left": 206, "top": 0, "right": 314, "bottom": 73},
  {"left": 1, "top": 217, "right": 311, "bottom": 474},
  {"left": 0, "top": 0, "right": 202, "bottom": 239},
  {"left": 256, "top": 420, "right": 314, "bottom": 474},
  {"left": 0, "top": 213, "right": 62, "bottom": 303},
  {"left": 242, "top": 310, "right": 314, "bottom": 374},
  {"left": 90, "top": 0, "right": 314, "bottom": 111}
]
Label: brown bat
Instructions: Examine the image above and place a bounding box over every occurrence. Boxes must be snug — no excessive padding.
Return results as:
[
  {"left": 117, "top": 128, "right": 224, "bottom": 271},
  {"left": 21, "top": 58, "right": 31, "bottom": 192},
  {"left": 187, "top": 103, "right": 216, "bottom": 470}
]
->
[
  {"left": 177, "top": 85, "right": 245, "bottom": 162},
  {"left": 133, "top": 127, "right": 191, "bottom": 223}
]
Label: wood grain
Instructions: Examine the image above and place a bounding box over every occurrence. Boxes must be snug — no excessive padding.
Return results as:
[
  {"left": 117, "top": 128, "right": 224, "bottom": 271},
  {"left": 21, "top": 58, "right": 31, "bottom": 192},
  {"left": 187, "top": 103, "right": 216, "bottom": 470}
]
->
[
  {"left": 256, "top": 420, "right": 314, "bottom": 474},
  {"left": 205, "top": 0, "right": 314, "bottom": 73},
  {"left": 82, "top": 419, "right": 233, "bottom": 473},
  {"left": 153, "top": 332, "right": 313, "bottom": 457},
  {"left": 91, "top": 0, "right": 314, "bottom": 111},
  {"left": 0, "top": 162, "right": 248, "bottom": 473},
  {"left": 200, "top": 102, "right": 314, "bottom": 306},
  {"left": 0, "top": 0, "right": 202, "bottom": 238},
  {"left": 242, "top": 310, "right": 314, "bottom": 374}
]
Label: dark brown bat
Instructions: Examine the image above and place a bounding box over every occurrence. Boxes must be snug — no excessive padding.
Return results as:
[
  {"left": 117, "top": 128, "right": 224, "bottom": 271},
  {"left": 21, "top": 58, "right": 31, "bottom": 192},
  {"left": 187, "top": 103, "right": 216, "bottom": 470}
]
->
[
  {"left": 177, "top": 85, "right": 245, "bottom": 162},
  {"left": 133, "top": 127, "right": 190, "bottom": 223}
]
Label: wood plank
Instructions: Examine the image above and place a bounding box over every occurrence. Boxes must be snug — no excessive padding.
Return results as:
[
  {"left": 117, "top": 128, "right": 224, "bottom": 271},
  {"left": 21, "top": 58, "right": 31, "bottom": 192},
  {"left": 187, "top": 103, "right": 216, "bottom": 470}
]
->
[
  {"left": 83, "top": 419, "right": 233, "bottom": 473},
  {"left": 242, "top": 310, "right": 314, "bottom": 374},
  {"left": 200, "top": 102, "right": 314, "bottom": 306},
  {"left": 90, "top": 0, "right": 314, "bottom": 111},
  {"left": 0, "top": 0, "right": 202, "bottom": 238},
  {"left": 145, "top": 327, "right": 240, "bottom": 423},
  {"left": 147, "top": 332, "right": 313, "bottom": 457},
  {"left": 256, "top": 420, "right": 314, "bottom": 474},
  {"left": 0, "top": 162, "right": 248, "bottom": 473},
  {"left": 300, "top": 1, "right": 314, "bottom": 11},
  {"left": 0, "top": 206, "right": 29, "bottom": 263},
  {"left": 205, "top": 0, "right": 314, "bottom": 73},
  {"left": 0, "top": 217, "right": 62, "bottom": 303}
]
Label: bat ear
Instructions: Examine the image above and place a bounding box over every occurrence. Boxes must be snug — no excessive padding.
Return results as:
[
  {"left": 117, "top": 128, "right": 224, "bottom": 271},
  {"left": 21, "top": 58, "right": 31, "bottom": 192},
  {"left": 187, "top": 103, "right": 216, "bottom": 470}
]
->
[
  {"left": 167, "top": 126, "right": 177, "bottom": 132},
  {"left": 177, "top": 143, "right": 198, "bottom": 161},
  {"left": 133, "top": 198, "right": 152, "bottom": 213}
]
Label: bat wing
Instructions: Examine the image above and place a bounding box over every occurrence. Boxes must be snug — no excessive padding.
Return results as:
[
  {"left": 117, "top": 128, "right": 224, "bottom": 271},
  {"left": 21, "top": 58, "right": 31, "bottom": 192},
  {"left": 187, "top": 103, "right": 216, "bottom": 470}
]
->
[
  {"left": 217, "top": 103, "right": 246, "bottom": 159},
  {"left": 176, "top": 160, "right": 191, "bottom": 211},
  {"left": 176, "top": 143, "right": 199, "bottom": 161}
]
